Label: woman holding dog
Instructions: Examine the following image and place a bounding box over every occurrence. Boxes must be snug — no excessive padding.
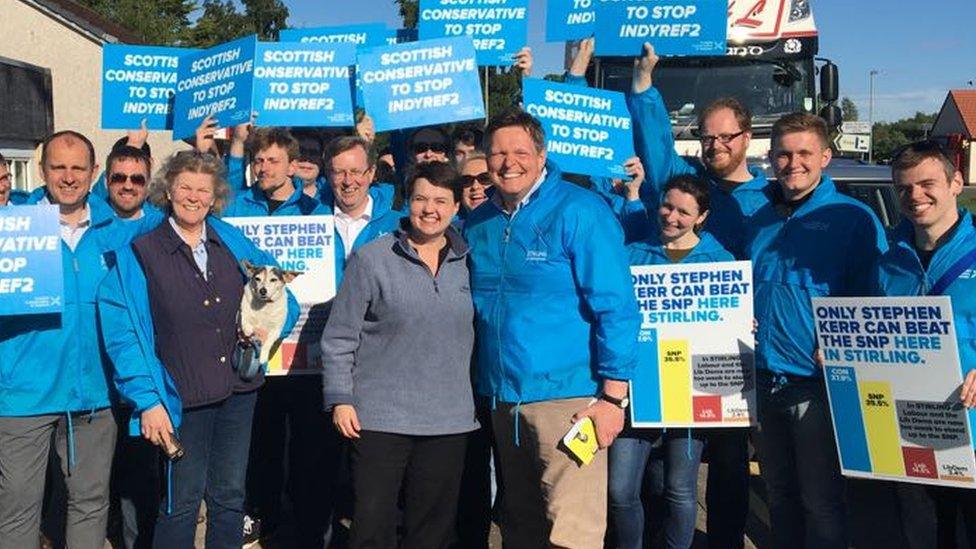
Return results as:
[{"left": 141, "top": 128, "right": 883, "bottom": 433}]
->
[
  {"left": 97, "top": 151, "right": 298, "bottom": 548},
  {"left": 321, "top": 161, "right": 478, "bottom": 549}
]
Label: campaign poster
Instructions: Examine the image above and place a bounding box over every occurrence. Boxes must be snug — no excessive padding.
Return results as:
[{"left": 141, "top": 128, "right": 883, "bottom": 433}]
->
[
  {"left": 0, "top": 205, "right": 63, "bottom": 316},
  {"left": 522, "top": 78, "right": 633, "bottom": 178},
  {"left": 357, "top": 37, "right": 485, "bottom": 132},
  {"left": 630, "top": 261, "right": 755, "bottom": 428},
  {"left": 101, "top": 45, "right": 198, "bottom": 130},
  {"left": 814, "top": 296, "right": 976, "bottom": 488},
  {"left": 594, "top": 0, "right": 727, "bottom": 57},
  {"left": 546, "top": 0, "right": 596, "bottom": 42},
  {"left": 418, "top": 0, "right": 529, "bottom": 66},
  {"left": 252, "top": 42, "right": 356, "bottom": 127},
  {"left": 172, "top": 35, "right": 256, "bottom": 139},
  {"left": 225, "top": 216, "right": 337, "bottom": 376},
  {"left": 280, "top": 23, "right": 393, "bottom": 48}
]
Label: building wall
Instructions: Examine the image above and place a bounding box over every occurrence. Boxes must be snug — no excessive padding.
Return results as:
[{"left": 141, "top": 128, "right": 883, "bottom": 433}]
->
[{"left": 0, "top": 0, "right": 186, "bottom": 189}]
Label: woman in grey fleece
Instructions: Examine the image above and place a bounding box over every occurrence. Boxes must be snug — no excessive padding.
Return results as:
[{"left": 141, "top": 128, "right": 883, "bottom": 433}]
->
[{"left": 320, "top": 161, "right": 477, "bottom": 549}]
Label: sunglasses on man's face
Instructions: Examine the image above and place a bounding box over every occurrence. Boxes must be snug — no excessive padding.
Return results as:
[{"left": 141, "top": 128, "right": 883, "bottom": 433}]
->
[
  {"left": 109, "top": 173, "right": 147, "bottom": 186},
  {"left": 412, "top": 142, "right": 448, "bottom": 155},
  {"left": 461, "top": 173, "right": 492, "bottom": 186}
]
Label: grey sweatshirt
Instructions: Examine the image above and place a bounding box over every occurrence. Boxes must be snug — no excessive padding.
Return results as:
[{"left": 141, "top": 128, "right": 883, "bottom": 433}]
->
[{"left": 320, "top": 225, "right": 478, "bottom": 436}]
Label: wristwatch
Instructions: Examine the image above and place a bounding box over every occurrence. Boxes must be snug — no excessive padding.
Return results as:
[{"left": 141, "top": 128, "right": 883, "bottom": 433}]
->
[{"left": 599, "top": 392, "right": 630, "bottom": 409}]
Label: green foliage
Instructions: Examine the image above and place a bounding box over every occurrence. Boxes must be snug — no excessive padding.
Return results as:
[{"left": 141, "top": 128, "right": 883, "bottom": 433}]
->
[
  {"left": 395, "top": 0, "right": 419, "bottom": 29},
  {"left": 872, "top": 112, "right": 937, "bottom": 162},
  {"left": 482, "top": 68, "right": 524, "bottom": 121},
  {"left": 76, "top": 0, "right": 194, "bottom": 45},
  {"left": 841, "top": 97, "right": 859, "bottom": 122},
  {"left": 79, "top": 0, "right": 289, "bottom": 48}
]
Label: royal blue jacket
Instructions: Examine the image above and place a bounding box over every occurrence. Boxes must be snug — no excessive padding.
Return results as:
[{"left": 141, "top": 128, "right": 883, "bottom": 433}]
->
[
  {"left": 628, "top": 230, "right": 735, "bottom": 266},
  {"left": 97, "top": 216, "right": 300, "bottom": 435},
  {"left": 589, "top": 178, "right": 655, "bottom": 243},
  {"left": 626, "top": 86, "right": 768, "bottom": 258},
  {"left": 222, "top": 183, "right": 328, "bottom": 218},
  {"left": 876, "top": 211, "right": 976, "bottom": 411},
  {"left": 745, "top": 176, "right": 887, "bottom": 378},
  {"left": 0, "top": 194, "right": 155, "bottom": 417},
  {"left": 464, "top": 162, "right": 641, "bottom": 404}
]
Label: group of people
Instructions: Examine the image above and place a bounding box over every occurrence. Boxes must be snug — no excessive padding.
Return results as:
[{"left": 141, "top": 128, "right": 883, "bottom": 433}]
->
[{"left": 0, "top": 38, "right": 975, "bottom": 549}]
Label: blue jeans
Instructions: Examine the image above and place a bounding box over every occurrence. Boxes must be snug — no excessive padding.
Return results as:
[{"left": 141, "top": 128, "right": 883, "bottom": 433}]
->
[
  {"left": 152, "top": 391, "right": 257, "bottom": 549},
  {"left": 609, "top": 428, "right": 705, "bottom": 549},
  {"left": 754, "top": 373, "right": 846, "bottom": 549}
]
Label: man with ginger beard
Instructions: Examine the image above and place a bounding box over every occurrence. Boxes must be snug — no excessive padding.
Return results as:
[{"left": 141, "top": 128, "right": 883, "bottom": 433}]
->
[{"left": 626, "top": 42, "right": 768, "bottom": 549}]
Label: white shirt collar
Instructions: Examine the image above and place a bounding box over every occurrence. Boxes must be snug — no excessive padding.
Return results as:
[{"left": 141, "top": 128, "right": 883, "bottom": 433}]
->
[
  {"left": 493, "top": 168, "right": 547, "bottom": 214},
  {"left": 335, "top": 195, "right": 373, "bottom": 222}
]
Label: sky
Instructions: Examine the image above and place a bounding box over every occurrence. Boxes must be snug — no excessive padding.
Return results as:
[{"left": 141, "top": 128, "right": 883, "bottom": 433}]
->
[{"left": 286, "top": 0, "right": 976, "bottom": 122}]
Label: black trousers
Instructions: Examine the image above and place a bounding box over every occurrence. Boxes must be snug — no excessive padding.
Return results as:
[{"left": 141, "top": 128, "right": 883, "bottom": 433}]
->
[
  {"left": 349, "top": 430, "right": 468, "bottom": 549},
  {"left": 246, "top": 376, "right": 341, "bottom": 547}
]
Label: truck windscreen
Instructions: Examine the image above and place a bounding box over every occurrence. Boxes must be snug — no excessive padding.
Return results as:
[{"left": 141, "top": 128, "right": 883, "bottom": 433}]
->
[{"left": 600, "top": 58, "right": 813, "bottom": 127}]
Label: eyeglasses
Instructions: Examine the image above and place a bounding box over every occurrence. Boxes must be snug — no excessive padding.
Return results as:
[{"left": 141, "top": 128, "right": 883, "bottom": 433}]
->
[
  {"left": 330, "top": 168, "right": 370, "bottom": 180},
  {"left": 109, "top": 173, "right": 147, "bottom": 186},
  {"left": 694, "top": 130, "right": 746, "bottom": 146},
  {"left": 461, "top": 173, "right": 492, "bottom": 187},
  {"left": 412, "top": 142, "right": 448, "bottom": 155}
]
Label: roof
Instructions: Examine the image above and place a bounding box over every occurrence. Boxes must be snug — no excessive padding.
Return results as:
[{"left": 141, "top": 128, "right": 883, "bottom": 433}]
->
[
  {"left": 21, "top": 0, "right": 141, "bottom": 45},
  {"left": 948, "top": 90, "right": 976, "bottom": 138}
]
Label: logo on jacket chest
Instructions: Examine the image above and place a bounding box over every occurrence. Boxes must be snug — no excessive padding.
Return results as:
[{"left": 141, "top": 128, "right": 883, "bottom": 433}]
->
[
  {"left": 801, "top": 221, "right": 830, "bottom": 232},
  {"left": 959, "top": 269, "right": 976, "bottom": 280}
]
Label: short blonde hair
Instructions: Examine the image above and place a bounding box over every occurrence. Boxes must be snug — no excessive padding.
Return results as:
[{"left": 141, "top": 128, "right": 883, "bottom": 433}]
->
[{"left": 149, "top": 151, "right": 231, "bottom": 214}]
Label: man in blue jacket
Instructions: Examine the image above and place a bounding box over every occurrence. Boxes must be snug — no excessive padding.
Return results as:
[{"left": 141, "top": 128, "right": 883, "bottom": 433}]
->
[
  {"left": 223, "top": 127, "right": 326, "bottom": 218},
  {"left": 465, "top": 110, "right": 640, "bottom": 547},
  {"left": 875, "top": 141, "right": 976, "bottom": 547},
  {"left": 568, "top": 37, "right": 762, "bottom": 547},
  {"left": 746, "top": 113, "right": 886, "bottom": 548},
  {"left": 0, "top": 131, "right": 151, "bottom": 548}
]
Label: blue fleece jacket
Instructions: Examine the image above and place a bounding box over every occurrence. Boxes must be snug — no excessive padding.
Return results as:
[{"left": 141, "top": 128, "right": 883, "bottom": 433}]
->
[
  {"left": 0, "top": 194, "right": 155, "bottom": 416},
  {"left": 626, "top": 86, "right": 768, "bottom": 259},
  {"left": 222, "top": 183, "right": 327, "bottom": 218},
  {"left": 745, "top": 176, "right": 887, "bottom": 378},
  {"left": 628, "top": 230, "right": 735, "bottom": 266},
  {"left": 464, "top": 162, "right": 641, "bottom": 404},
  {"left": 97, "top": 216, "right": 300, "bottom": 435},
  {"left": 875, "top": 211, "right": 976, "bottom": 439}
]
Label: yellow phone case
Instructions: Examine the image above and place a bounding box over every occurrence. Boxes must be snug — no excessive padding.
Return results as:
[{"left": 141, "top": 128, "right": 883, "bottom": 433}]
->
[{"left": 562, "top": 417, "right": 599, "bottom": 465}]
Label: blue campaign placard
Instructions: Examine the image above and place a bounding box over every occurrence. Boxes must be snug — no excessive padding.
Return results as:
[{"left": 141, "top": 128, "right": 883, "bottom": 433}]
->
[
  {"left": 172, "top": 35, "right": 256, "bottom": 139},
  {"left": 0, "top": 205, "right": 63, "bottom": 316},
  {"left": 101, "top": 45, "right": 198, "bottom": 130},
  {"left": 357, "top": 37, "right": 485, "bottom": 132},
  {"left": 418, "top": 0, "right": 529, "bottom": 66},
  {"left": 522, "top": 78, "right": 634, "bottom": 178},
  {"left": 253, "top": 42, "right": 356, "bottom": 127},
  {"left": 546, "top": 1, "right": 597, "bottom": 42},
  {"left": 594, "top": 0, "right": 727, "bottom": 57},
  {"left": 280, "top": 24, "right": 392, "bottom": 48}
]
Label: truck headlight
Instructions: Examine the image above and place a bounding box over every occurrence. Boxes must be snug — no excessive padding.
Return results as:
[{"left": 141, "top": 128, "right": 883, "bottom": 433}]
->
[{"left": 789, "top": 0, "right": 811, "bottom": 21}]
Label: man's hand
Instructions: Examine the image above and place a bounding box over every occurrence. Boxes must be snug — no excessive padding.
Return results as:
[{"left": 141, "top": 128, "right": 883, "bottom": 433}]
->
[
  {"left": 513, "top": 47, "right": 533, "bottom": 77},
  {"left": 229, "top": 112, "right": 256, "bottom": 158},
  {"left": 126, "top": 118, "right": 149, "bottom": 150},
  {"left": 140, "top": 404, "right": 174, "bottom": 447},
  {"left": 619, "top": 156, "right": 645, "bottom": 201},
  {"left": 572, "top": 400, "right": 624, "bottom": 449},
  {"left": 961, "top": 370, "right": 976, "bottom": 408},
  {"left": 355, "top": 113, "right": 376, "bottom": 144},
  {"left": 333, "top": 404, "right": 362, "bottom": 439},
  {"left": 632, "top": 42, "right": 659, "bottom": 94},
  {"left": 813, "top": 347, "right": 825, "bottom": 369},
  {"left": 569, "top": 37, "right": 595, "bottom": 77},
  {"left": 194, "top": 115, "right": 219, "bottom": 155}
]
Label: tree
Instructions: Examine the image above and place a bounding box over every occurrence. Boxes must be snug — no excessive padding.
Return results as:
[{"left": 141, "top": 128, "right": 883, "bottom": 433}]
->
[
  {"left": 841, "top": 97, "right": 859, "bottom": 122},
  {"left": 871, "top": 111, "right": 937, "bottom": 162},
  {"left": 395, "top": 0, "right": 419, "bottom": 29},
  {"left": 183, "top": 0, "right": 251, "bottom": 48},
  {"left": 76, "top": 0, "right": 194, "bottom": 45},
  {"left": 244, "top": 0, "right": 289, "bottom": 41}
]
